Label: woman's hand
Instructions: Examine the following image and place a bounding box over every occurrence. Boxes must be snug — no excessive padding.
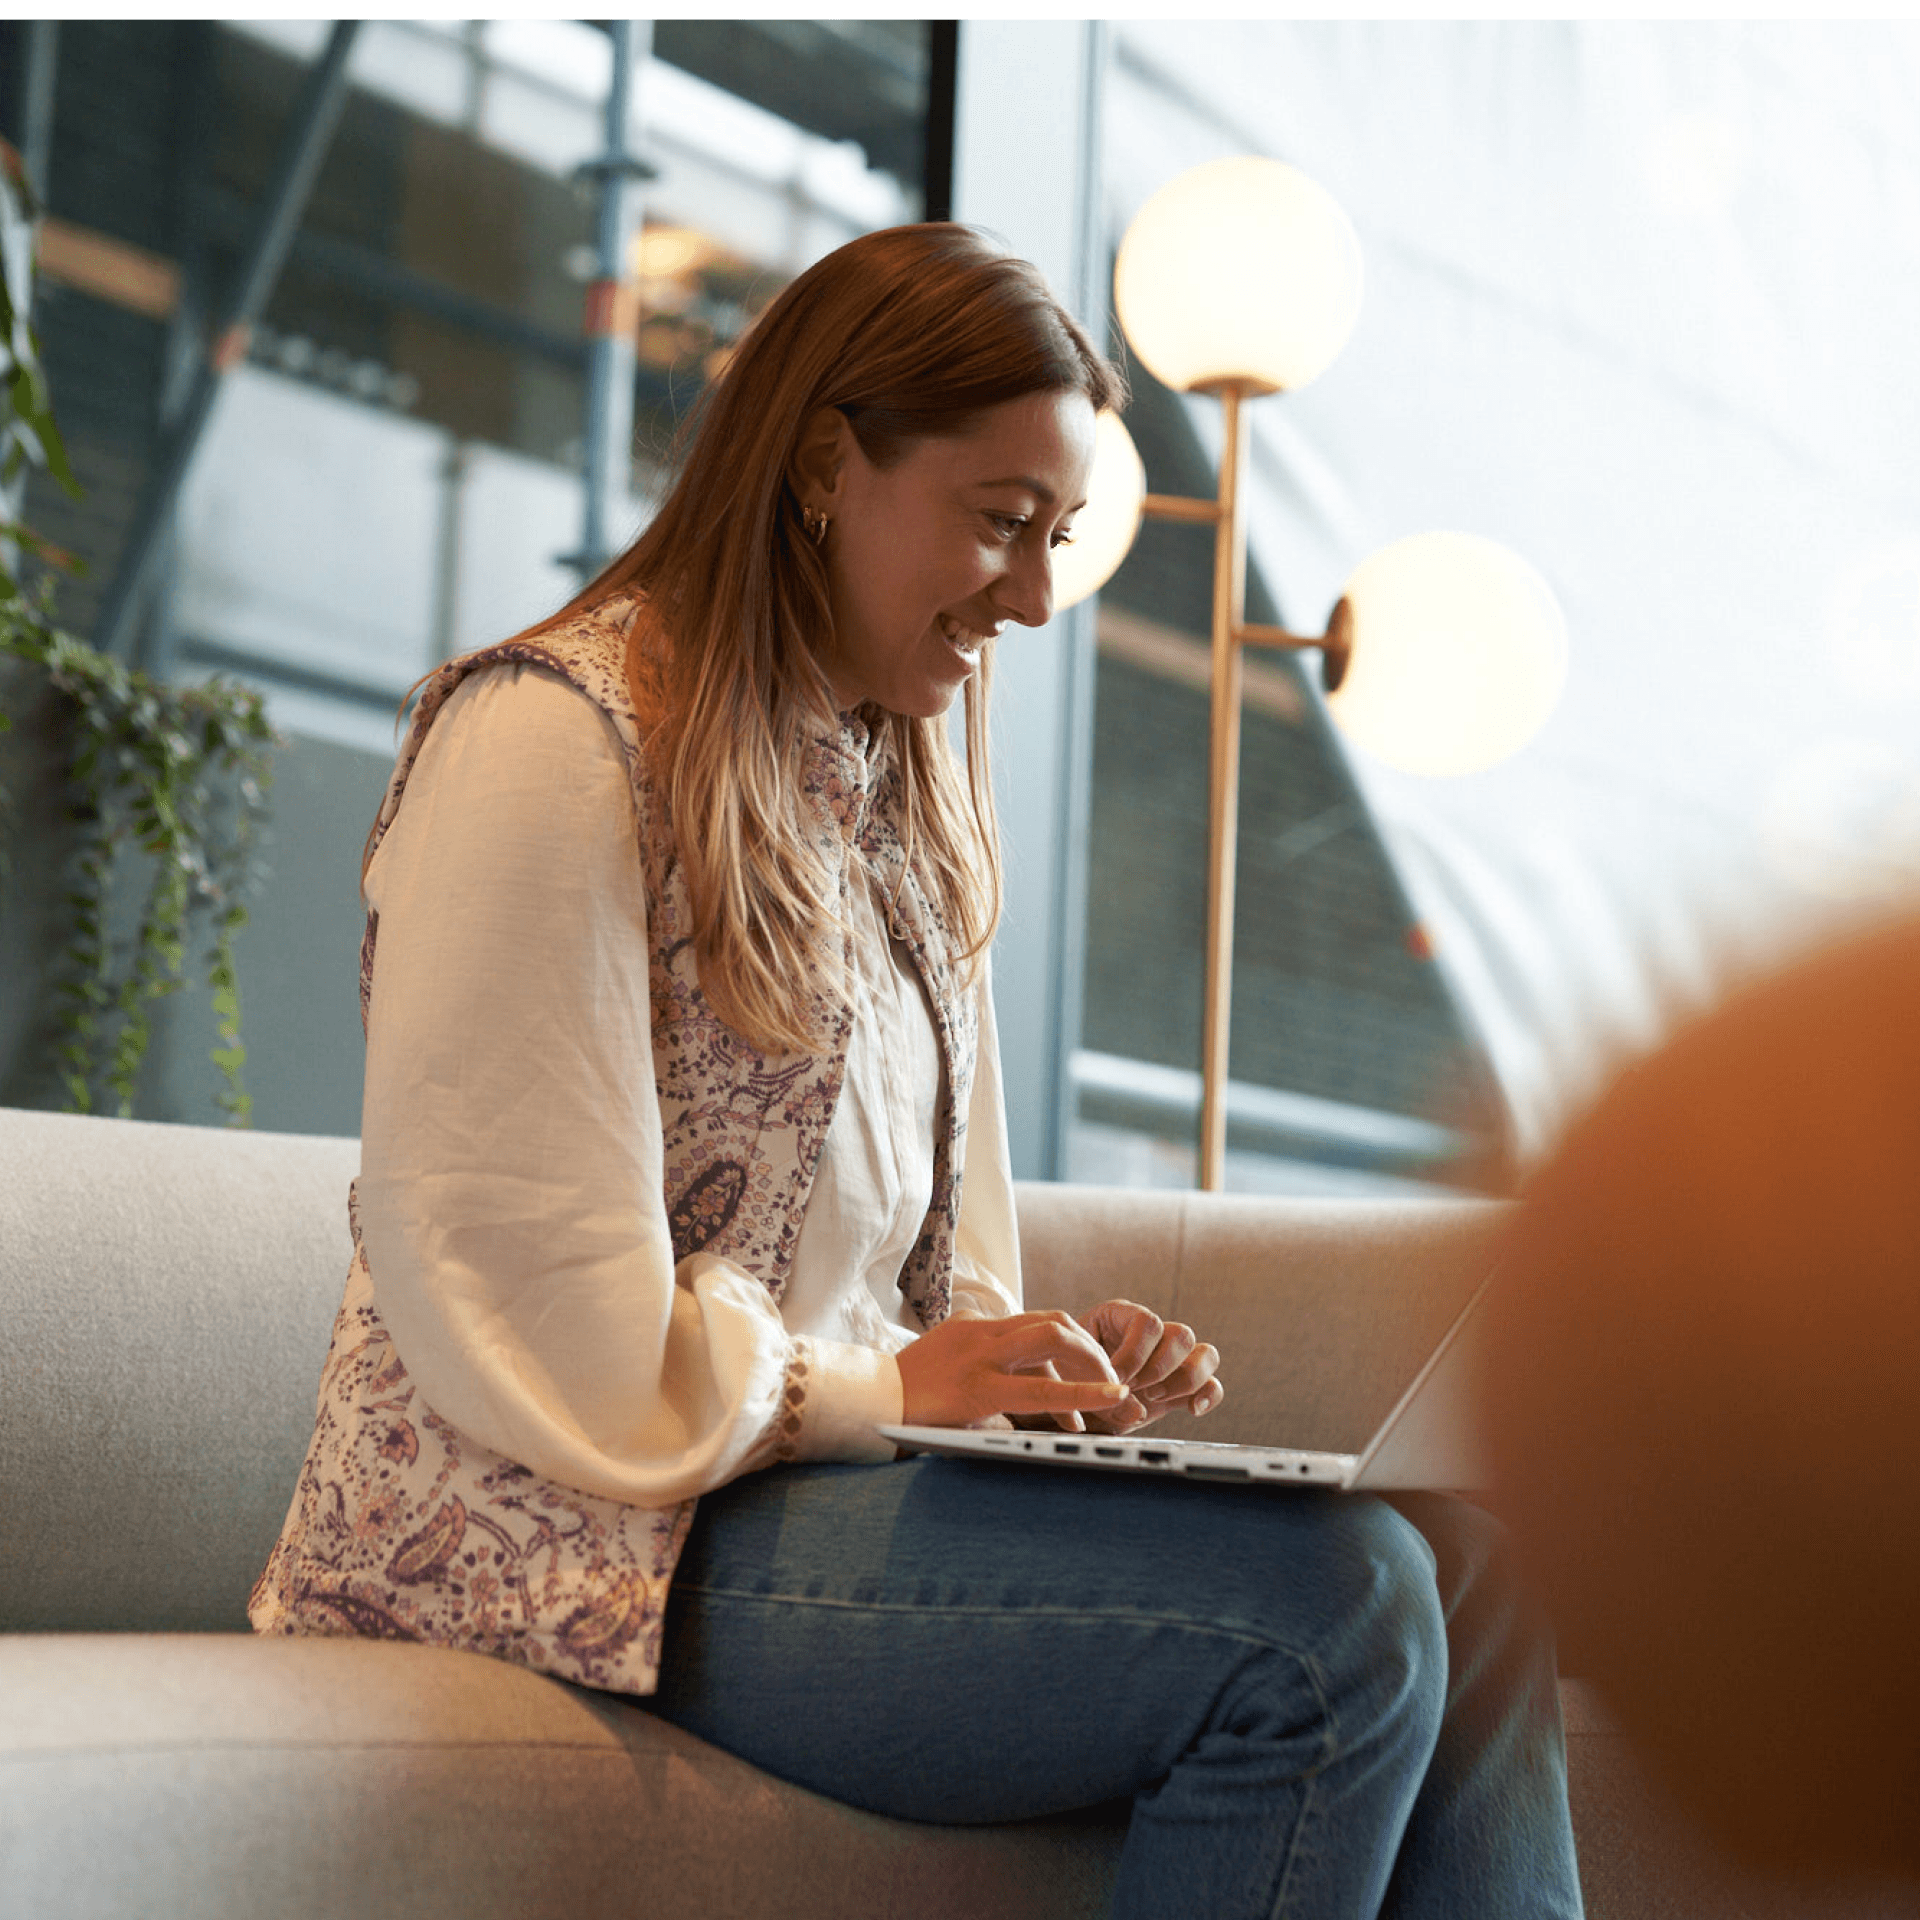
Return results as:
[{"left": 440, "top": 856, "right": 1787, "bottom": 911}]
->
[
  {"left": 897, "top": 1311, "right": 1132, "bottom": 1429},
  {"left": 1069, "top": 1300, "right": 1225, "bottom": 1434}
]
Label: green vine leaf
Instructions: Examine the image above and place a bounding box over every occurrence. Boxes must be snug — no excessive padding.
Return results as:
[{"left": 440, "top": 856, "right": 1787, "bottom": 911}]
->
[{"left": 3, "top": 606, "right": 279, "bottom": 1122}]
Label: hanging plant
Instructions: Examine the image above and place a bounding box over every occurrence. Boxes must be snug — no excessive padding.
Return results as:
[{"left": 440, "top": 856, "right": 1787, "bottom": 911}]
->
[
  {"left": 1, "top": 601, "right": 276, "bottom": 1121},
  {"left": 0, "top": 135, "right": 278, "bottom": 1124}
]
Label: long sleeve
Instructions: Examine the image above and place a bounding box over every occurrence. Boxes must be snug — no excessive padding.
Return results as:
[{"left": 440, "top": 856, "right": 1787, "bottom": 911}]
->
[{"left": 356, "top": 663, "right": 901, "bottom": 1507}]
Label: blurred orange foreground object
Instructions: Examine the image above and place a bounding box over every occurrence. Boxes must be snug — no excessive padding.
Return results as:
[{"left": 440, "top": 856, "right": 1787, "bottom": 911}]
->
[{"left": 1485, "top": 911, "right": 1920, "bottom": 1886}]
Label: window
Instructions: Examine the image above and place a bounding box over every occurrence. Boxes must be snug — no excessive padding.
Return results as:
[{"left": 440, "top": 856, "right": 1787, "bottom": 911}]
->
[{"left": 9, "top": 20, "right": 941, "bottom": 753}]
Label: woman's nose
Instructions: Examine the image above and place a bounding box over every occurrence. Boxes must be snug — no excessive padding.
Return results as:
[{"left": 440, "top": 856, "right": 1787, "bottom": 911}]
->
[{"left": 996, "top": 541, "right": 1056, "bottom": 629}]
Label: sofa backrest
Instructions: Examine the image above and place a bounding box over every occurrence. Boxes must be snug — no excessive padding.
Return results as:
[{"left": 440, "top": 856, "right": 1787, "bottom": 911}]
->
[
  {"left": 1014, "top": 1182, "right": 1506, "bottom": 1451},
  {"left": 1, "top": 1105, "right": 1505, "bottom": 1636},
  {"left": 1, "top": 1107, "right": 358, "bottom": 1633}
]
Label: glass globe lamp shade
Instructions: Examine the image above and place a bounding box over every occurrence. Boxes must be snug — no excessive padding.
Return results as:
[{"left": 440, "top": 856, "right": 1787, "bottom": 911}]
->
[
  {"left": 1051, "top": 410, "right": 1146, "bottom": 613},
  {"left": 1327, "top": 532, "right": 1569, "bottom": 777},
  {"left": 1114, "top": 157, "right": 1364, "bottom": 396}
]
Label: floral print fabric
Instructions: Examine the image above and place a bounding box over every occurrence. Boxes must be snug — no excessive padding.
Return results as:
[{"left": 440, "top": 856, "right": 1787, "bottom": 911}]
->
[{"left": 250, "top": 598, "right": 974, "bottom": 1695}]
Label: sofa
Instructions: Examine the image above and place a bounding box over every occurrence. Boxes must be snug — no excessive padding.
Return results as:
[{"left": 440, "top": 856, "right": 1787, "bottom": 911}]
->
[{"left": 0, "top": 1103, "right": 1889, "bottom": 1920}]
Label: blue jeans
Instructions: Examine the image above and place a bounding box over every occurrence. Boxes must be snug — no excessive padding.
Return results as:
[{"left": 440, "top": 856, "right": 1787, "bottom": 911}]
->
[{"left": 646, "top": 1459, "right": 1583, "bottom": 1920}]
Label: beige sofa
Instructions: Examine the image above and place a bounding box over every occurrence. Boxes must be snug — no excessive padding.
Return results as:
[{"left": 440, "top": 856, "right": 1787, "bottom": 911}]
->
[{"left": 0, "top": 1104, "right": 1876, "bottom": 1919}]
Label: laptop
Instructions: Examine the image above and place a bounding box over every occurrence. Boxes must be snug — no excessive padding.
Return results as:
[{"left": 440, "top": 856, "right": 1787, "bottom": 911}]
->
[{"left": 877, "top": 1274, "right": 1493, "bottom": 1493}]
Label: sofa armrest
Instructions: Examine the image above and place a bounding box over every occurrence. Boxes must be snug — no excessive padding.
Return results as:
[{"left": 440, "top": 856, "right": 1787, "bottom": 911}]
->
[
  {"left": 0, "top": 1106, "right": 359, "bottom": 1633},
  {"left": 1012, "top": 1183, "right": 1506, "bottom": 1451}
]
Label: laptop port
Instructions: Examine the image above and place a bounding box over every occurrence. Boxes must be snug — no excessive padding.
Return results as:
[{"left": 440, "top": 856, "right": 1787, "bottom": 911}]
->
[
  {"left": 1139, "top": 1449, "right": 1171, "bottom": 1467},
  {"left": 1094, "top": 1445, "right": 1125, "bottom": 1460},
  {"left": 1055, "top": 1442, "right": 1081, "bottom": 1456}
]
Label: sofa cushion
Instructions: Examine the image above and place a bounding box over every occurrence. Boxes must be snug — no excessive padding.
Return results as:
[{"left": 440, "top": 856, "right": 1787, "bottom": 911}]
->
[{"left": 0, "top": 1634, "right": 1124, "bottom": 1920}]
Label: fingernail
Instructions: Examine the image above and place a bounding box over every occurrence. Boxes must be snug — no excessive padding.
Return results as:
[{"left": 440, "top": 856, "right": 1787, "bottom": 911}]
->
[{"left": 1101, "top": 1382, "right": 1129, "bottom": 1398}]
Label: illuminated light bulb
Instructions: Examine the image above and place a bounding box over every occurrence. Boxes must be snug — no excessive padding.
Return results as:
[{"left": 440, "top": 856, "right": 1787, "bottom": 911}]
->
[
  {"left": 1328, "top": 532, "right": 1569, "bottom": 777},
  {"left": 1115, "top": 156, "right": 1364, "bottom": 396},
  {"left": 1052, "top": 410, "right": 1146, "bottom": 613}
]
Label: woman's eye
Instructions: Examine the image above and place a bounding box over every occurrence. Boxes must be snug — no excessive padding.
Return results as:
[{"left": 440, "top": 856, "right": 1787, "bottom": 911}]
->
[
  {"left": 986, "top": 513, "right": 1025, "bottom": 540},
  {"left": 1050, "top": 529, "right": 1077, "bottom": 551}
]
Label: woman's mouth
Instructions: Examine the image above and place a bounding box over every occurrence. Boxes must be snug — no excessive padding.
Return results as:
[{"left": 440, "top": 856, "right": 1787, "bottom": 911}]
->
[{"left": 938, "top": 617, "right": 994, "bottom": 667}]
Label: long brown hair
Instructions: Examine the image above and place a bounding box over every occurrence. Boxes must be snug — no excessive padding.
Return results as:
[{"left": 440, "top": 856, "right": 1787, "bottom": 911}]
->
[{"left": 510, "top": 224, "right": 1119, "bottom": 1052}]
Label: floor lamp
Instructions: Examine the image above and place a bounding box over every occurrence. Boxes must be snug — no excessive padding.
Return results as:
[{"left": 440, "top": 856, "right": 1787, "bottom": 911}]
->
[{"left": 1055, "top": 157, "right": 1569, "bottom": 1192}]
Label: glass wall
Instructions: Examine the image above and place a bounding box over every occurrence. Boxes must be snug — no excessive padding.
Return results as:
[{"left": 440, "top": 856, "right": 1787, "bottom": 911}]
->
[
  {"left": 163, "top": 19, "right": 933, "bottom": 751},
  {"left": 1081, "top": 20, "right": 1920, "bottom": 1183}
]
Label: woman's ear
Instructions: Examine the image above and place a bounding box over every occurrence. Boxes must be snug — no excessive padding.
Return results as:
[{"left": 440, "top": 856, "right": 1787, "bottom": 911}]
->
[{"left": 790, "top": 406, "right": 854, "bottom": 511}]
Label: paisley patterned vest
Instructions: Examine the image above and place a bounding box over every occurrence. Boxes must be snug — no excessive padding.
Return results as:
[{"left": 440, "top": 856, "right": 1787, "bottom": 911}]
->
[{"left": 249, "top": 595, "right": 978, "bottom": 1695}]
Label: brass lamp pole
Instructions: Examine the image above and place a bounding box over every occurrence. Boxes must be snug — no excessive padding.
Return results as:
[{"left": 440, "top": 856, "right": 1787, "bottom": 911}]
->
[{"left": 1137, "top": 382, "right": 1352, "bottom": 1190}]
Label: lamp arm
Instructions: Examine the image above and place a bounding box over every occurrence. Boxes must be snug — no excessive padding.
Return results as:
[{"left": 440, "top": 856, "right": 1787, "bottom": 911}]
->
[
  {"left": 1137, "top": 497, "right": 1355, "bottom": 694},
  {"left": 1140, "top": 492, "right": 1224, "bottom": 526},
  {"left": 1236, "top": 597, "right": 1353, "bottom": 695}
]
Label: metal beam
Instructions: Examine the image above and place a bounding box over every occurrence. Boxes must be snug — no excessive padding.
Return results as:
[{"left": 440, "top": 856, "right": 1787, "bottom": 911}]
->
[
  {"left": 573, "top": 19, "right": 652, "bottom": 580},
  {"left": 18, "top": 21, "right": 58, "bottom": 212},
  {"left": 97, "top": 20, "right": 361, "bottom": 668},
  {"left": 174, "top": 631, "right": 414, "bottom": 712},
  {"left": 1039, "top": 18, "right": 1111, "bottom": 1182},
  {"left": 922, "top": 23, "right": 957, "bottom": 222},
  {"left": 195, "top": 187, "right": 587, "bottom": 372}
]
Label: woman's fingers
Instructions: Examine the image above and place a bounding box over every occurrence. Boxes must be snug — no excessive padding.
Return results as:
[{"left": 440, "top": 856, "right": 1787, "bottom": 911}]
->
[
  {"left": 1137, "top": 1340, "right": 1222, "bottom": 1408},
  {"left": 1189, "top": 1376, "right": 1226, "bottom": 1416},
  {"left": 1081, "top": 1392, "right": 1153, "bottom": 1435},
  {"left": 1131, "top": 1321, "right": 1200, "bottom": 1392},
  {"left": 898, "top": 1310, "right": 1128, "bottom": 1427},
  {"left": 994, "top": 1373, "right": 1131, "bottom": 1420},
  {"left": 999, "top": 1315, "right": 1125, "bottom": 1432},
  {"left": 898, "top": 1308, "right": 1226, "bottom": 1430},
  {"left": 1012, "top": 1360, "right": 1086, "bottom": 1433},
  {"left": 1077, "top": 1302, "right": 1216, "bottom": 1396},
  {"left": 993, "top": 1309, "right": 1122, "bottom": 1379},
  {"left": 1079, "top": 1345, "right": 1226, "bottom": 1433},
  {"left": 1078, "top": 1299, "right": 1165, "bottom": 1380},
  {"left": 1058, "top": 1301, "right": 1230, "bottom": 1433}
]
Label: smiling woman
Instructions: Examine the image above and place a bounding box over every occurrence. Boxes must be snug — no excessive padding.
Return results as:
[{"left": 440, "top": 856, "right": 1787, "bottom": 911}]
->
[
  {"left": 250, "top": 221, "right": 1581, "bottom": 1920},
  {"left": 795, "top": 388, "right": 1095, "bottom": 715}
]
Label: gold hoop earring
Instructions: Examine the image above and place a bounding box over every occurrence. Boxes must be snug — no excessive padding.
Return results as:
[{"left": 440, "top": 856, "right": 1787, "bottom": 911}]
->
[{"left": 802, "top": 504, "right": 830, "bottom": 548}]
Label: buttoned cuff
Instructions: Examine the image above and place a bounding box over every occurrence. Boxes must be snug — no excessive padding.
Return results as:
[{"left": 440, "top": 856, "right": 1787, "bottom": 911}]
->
[{"left": 788, "top": 1334, "right": 905, "bottom": 1463}]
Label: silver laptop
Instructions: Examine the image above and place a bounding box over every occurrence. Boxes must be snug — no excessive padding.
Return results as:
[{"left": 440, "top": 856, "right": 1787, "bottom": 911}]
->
[{"left": 877, "top": 1275, "right": 1492, "bottom": 1493}]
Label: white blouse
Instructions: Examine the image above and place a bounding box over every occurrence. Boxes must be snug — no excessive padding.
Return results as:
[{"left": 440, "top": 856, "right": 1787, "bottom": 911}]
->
[{"left": 354, "top": 662, "right": 1022, "bottom": 1509}]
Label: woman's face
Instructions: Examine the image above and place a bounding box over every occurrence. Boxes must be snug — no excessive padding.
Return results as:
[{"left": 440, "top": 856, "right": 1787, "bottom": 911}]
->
[{"left": 809, "top": 389, "right": 1097, "bottom": 718}]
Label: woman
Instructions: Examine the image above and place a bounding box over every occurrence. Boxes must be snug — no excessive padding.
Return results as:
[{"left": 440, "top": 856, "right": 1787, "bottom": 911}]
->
[{"left": 254, "top": 223, "right": 1582, "bottom": 1919}]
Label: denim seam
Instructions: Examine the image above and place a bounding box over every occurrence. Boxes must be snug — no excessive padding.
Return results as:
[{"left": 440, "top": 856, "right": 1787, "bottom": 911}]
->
[
  {"left": 1267, "top": 1767, "right": 1319, "bottom": 1920},
  {"left": 672, "top": 1582, "right": 1328, "bottom": 1665},
  {"left": 675, "top": 1581, "right": 1342, "bottom": 1777}
]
